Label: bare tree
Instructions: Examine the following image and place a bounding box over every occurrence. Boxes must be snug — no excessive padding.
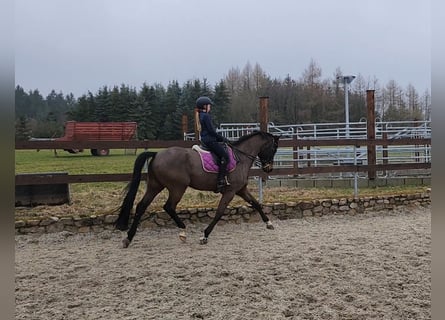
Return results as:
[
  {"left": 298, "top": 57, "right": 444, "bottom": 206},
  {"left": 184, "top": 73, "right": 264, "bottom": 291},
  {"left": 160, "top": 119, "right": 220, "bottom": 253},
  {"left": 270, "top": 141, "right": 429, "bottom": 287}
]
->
[
  {"left": 420, "top": 89, "right": 431, "bottom": 121},
  {"left": 301, "top": 58, "right": 322, "bottom": 88},
  {"left": 405, "top": 83, "right": 422, "bottom": 119},
  {"left": 224, "top": 67, "right": 242, "bottom": 95},
  {"left": 252, "top": 62, "right": 269, "bottom": 94},
  {"left": 241, "top": 61, "right": 254, "bottom": 91}
]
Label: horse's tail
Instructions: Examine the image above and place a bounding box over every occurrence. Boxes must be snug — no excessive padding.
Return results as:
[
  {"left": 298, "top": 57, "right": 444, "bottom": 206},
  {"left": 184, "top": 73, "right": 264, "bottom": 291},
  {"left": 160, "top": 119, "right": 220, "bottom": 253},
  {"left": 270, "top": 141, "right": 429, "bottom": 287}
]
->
[{"left": 115, "top": 151, "right": 157, "bottom": 231}]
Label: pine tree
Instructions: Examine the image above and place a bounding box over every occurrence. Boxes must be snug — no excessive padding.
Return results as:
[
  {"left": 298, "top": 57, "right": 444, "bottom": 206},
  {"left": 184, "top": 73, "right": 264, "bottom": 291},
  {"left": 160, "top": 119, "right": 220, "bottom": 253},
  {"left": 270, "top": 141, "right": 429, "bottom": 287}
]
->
[
  {"left": 15, "top": 116, "right": 32, "bottom": 140},
  {"left": 15, "top": 85, "right": 32, "bottom": 118},
  {"left": 108, "top": 86, "right": 121, "bottom": 121},
  {"left": 160, "top": 81, "right": 182, "bottom": 139},
  {"left": 67, "top": 92, "right": 96, "bottom": 121},
  {"left": 28, "top": 89, "right": 48, "bottom": 120},
  {"left": 213, "top": 80, "right": 230, "bottom": 124},
  {"left": 131, "top": 83, "right": 158, "bottom": 140},
  {"left": 95, "top": 86, "right": 111, "bottom": 122}
]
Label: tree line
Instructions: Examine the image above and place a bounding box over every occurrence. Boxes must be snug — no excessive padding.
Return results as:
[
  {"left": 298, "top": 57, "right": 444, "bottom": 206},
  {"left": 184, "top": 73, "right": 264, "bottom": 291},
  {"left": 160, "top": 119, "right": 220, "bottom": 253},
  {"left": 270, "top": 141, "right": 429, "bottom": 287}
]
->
[{"left": 15, "top": 59, "right": 431, "bottom": 141}]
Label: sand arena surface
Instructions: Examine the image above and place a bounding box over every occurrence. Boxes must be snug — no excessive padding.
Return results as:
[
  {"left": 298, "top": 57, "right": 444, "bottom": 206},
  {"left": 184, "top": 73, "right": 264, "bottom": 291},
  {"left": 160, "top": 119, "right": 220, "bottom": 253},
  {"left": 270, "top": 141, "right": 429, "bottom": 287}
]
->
[{"left": 15, "top": 205, "right": 430, "bottom": 320}]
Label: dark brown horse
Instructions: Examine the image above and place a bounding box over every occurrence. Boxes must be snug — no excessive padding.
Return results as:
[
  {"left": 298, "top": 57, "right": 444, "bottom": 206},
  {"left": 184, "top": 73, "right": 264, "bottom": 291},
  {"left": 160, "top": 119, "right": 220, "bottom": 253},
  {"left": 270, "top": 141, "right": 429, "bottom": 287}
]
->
[{"left": 115, "top": 131, "right": 280, "bottom": 247}]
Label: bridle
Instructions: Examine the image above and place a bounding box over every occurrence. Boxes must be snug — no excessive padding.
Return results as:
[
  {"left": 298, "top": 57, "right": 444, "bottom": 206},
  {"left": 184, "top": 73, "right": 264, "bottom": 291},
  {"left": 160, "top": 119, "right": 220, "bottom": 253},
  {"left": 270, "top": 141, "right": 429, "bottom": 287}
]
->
[{"left": 227, "top": 137, "right": 276, "bottom": 172}]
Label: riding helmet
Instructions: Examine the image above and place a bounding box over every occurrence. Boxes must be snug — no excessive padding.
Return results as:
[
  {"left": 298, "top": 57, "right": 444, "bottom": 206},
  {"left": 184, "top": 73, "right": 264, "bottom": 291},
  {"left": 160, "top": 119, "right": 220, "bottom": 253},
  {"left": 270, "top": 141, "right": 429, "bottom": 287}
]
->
[{"left": 196, "top": 96, "right": 214, "bottom": 109}]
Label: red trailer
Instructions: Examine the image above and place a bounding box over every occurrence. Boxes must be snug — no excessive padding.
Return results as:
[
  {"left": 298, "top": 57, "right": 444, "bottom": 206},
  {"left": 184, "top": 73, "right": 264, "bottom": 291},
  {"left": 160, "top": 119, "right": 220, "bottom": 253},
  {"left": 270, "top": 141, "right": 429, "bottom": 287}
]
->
[{"left": 55, "top": 121, "right": 138, "bottom": 156}]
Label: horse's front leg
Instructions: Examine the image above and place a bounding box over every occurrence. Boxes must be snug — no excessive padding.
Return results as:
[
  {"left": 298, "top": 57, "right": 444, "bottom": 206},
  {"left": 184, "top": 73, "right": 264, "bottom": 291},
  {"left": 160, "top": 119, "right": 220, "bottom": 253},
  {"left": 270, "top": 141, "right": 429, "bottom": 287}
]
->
[
  {"left": 236, "top": 186, "right": 274, "bottom": 230},
  {"left": 200, "top": 192, "right": 235, "bottom": 245}
]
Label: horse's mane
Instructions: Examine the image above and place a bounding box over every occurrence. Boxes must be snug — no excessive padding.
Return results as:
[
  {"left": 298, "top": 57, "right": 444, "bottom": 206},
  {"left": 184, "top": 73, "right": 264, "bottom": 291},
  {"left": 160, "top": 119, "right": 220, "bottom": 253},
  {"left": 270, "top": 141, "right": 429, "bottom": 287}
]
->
[{"left": 231, "top": 131, "right": 271, "bottom": 146}]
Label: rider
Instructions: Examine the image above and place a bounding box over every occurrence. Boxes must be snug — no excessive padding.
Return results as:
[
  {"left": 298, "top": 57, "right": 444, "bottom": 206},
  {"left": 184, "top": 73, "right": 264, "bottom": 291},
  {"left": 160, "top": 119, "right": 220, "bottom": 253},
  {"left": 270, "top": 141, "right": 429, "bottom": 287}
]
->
[{"left": 195, "top": 96, "right": 230, "bottom": 193}]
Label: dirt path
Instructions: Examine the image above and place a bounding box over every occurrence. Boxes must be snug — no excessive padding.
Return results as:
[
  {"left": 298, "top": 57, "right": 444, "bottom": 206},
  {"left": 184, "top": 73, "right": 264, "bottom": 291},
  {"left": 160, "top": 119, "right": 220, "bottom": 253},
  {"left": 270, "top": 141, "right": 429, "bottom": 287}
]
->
[{"left": 15, "top": 205, "right": 430, "bottom": 320}]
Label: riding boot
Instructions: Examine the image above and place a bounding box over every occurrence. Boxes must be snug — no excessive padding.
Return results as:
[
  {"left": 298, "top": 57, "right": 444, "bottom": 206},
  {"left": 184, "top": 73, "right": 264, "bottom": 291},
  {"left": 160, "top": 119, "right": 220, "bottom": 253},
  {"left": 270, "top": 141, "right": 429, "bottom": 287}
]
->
[{"left": 216, "top": 158, "right": 230, "bottom": 193}]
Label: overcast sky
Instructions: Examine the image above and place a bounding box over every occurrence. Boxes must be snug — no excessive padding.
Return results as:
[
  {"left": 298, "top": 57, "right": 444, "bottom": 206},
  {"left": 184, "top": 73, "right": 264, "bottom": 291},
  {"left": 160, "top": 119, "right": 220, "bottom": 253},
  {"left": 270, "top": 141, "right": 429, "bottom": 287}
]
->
[{"left": 15, "top": 0, "right": 430, "bottom": 98}]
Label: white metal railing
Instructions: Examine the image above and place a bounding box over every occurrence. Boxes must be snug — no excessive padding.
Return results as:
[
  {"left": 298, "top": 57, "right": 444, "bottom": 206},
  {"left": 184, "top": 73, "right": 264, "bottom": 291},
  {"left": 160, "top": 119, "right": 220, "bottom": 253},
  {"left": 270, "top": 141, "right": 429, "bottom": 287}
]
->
[
  {"left": 274, "top": 145, "right": 431, "bottom": 168},
  {"left": 184, "top": 120, "right": 431, "bottom": 141}
]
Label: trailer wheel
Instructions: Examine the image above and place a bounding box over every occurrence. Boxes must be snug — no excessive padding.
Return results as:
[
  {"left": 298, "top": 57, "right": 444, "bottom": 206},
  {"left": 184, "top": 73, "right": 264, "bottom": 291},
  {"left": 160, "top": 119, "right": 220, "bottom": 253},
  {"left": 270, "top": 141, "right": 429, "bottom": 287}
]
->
[
  {"left": 98, "top": 149, "right": 110, "bottom": 156},
  {"left": 91, "top": 148, "right": 110, "bottom": 156}
]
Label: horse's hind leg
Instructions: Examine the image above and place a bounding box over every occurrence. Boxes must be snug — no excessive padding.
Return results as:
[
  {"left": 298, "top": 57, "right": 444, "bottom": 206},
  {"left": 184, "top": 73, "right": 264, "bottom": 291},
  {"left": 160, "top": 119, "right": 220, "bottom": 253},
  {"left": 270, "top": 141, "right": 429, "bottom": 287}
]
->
[
  {"left": 124, "top": 186, "right": 163, "bottom": 247},
  {"left": 236, "top": 186, "right": 274, "bottom": 230},
  {"left": 163, "top": 187, "right": 187, "bottom": 242}
]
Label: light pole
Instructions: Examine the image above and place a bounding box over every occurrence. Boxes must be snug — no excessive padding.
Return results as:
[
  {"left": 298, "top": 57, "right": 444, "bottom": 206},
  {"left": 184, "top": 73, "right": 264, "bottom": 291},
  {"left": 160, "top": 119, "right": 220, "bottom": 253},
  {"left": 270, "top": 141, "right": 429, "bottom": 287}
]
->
[{"left": 337, "top": 75, "right": 355, "bottom": 138}]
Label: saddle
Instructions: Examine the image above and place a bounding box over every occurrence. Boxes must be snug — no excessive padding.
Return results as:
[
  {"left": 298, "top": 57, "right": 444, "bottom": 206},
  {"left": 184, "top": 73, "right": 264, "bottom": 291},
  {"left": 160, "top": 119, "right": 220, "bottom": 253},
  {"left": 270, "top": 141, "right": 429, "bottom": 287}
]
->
[{"left": 192, "top": 143, "right": 238, "bottom": 173}]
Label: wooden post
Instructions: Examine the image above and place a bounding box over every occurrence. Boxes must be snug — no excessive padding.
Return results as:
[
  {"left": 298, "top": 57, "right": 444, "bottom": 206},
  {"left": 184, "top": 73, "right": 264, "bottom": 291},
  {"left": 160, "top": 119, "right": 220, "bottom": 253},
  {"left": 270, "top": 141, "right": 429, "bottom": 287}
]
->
[
  {"left": 366, "top": 90, "right": 376, "bottom": 180},
  {"left": 258, "top": 96, "right": 269, "bottom": 184},
  {"left": 182, "top": 114, "right": 188, "bottom": 140},
  {"left": 293, "top": 135, "right": 299, "bottom": 175},
  {"left": 259, "top": 96, "right": 269, "bottom": 132},
  {"left": 306, "top": 146, "right": 311, "bottom": 167},
  {"left": 193, "top": 109, "right": 199, "bottom": 141}
]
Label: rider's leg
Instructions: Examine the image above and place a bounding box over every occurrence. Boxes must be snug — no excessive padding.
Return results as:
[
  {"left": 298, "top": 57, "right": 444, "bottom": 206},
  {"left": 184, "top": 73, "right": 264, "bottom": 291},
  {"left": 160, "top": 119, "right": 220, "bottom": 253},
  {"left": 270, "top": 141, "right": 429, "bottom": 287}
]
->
[
  {"left": 216, "top": 157, "right": 229, "bottom": 192},
  {"left": 207, "top": 141, "right": 230, "bottom": 192}
]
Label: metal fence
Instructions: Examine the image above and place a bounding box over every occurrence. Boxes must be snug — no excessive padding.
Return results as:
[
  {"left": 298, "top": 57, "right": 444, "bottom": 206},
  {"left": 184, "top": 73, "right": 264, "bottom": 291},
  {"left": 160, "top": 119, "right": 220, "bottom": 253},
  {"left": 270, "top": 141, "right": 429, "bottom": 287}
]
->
[
  {"left": 185, "top": 120, "right": 431, "bottom": 140},
  {"left": 184, "top": 120, "right": 431, "bottom": 179}
]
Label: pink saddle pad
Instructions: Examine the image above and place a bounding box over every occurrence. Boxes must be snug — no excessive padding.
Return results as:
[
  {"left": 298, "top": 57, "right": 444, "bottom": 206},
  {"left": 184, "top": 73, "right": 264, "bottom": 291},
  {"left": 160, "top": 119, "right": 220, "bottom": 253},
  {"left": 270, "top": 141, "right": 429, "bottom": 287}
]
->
[{"left": 192, "top": 145, "right": 237, "bottom": 173}]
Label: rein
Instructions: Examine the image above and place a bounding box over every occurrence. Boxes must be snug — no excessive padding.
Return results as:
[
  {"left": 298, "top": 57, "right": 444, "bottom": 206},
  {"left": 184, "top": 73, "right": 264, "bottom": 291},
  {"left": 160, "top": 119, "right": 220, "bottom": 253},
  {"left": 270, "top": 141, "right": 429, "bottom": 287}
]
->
[
  {"left": 226, "top": 142, "right": 257, "bottom": 161},
  {"left": 227, "top": 142, "right": 262, "bottom": 168},
  {"left": 228, "top": 143, "right": 256, "bottom": 161}
]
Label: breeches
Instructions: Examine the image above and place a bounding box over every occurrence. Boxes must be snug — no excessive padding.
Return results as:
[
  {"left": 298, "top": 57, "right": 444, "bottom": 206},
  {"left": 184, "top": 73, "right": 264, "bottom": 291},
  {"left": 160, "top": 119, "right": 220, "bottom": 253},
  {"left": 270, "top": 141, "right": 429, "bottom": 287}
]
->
[{"left": 203, "top": 140, "right": 229, "bottom": 163}]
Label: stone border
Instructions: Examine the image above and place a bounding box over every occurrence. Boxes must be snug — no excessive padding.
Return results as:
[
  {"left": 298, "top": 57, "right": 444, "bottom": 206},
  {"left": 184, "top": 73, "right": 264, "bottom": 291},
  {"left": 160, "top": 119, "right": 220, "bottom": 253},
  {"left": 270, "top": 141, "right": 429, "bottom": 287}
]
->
[{"left": 15, "top": 192, "right": 431, "bottom": 235}]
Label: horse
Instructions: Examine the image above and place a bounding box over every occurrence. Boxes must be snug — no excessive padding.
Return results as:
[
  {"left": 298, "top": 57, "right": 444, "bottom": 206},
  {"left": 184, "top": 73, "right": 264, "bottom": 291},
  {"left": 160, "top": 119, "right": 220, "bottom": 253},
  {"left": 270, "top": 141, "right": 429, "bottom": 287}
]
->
[{"left": 115, "top": 131, "right": 280, "bottom": 247}]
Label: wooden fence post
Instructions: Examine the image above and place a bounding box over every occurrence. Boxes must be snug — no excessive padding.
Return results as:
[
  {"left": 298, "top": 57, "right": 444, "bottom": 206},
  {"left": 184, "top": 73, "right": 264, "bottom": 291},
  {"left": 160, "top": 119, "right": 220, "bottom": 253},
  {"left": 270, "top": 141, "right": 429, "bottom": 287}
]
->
[
  {"left": 259, "top": 96, "right": 269, "bottom": 132},
  {"left": 367, "top": 90, "right": 376, "bottom": 180},
  {"left": 293, "top": 135, "right": 299, "bottom": 175},
  {"left": 193, "top": 108, "right": 199, "bottom": 141},
  {"left": 182, "top": 114, "right": 188, "bottom": 140}
]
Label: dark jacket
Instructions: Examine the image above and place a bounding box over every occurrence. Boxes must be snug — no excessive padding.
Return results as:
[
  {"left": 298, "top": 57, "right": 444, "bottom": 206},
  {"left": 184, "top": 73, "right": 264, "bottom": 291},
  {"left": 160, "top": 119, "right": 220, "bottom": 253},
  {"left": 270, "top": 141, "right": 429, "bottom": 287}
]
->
[{"left": 199, "top": 111, "right": 225, "bottom": 144}]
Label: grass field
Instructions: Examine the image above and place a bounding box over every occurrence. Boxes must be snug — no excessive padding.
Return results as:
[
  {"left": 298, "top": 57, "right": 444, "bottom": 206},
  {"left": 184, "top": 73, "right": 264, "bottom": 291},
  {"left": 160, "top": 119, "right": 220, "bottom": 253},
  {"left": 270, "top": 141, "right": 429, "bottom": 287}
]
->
[
  {"left": 15, "top": 149, "right": 139, "bottom": 174},
  {"left": 15, "top": 149, "right": 430, "bottom": 220}
]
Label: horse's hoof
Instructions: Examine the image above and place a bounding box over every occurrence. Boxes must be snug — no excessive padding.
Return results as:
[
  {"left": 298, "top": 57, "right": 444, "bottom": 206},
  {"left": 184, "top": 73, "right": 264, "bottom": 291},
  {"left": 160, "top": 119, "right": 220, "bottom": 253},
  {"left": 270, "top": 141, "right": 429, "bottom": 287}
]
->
[
  {"left": 179, "top": 231, "right": 187, "bottom": 242},
  {"left": 122, "top": 238, "right": 131, "bottom": 248},
  {"left": 115, "top": 225, "right": 129, "bottom": 231},
  {"left": 266, "top": 221, "right": 274, "bottom": 230},
  {"left": 199, "top": 237, "right": 208, "bottom": 245}
]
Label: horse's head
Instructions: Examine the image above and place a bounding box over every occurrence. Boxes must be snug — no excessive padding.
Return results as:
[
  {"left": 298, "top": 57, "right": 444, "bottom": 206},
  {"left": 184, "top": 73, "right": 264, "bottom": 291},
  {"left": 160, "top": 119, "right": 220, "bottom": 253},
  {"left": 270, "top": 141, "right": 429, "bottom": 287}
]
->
[
  {"left": 232, "top": 131, "right": 280, "bottom": 172},
  {"left": 258, "top": 134, "right": 280, "bottom": 173}
]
